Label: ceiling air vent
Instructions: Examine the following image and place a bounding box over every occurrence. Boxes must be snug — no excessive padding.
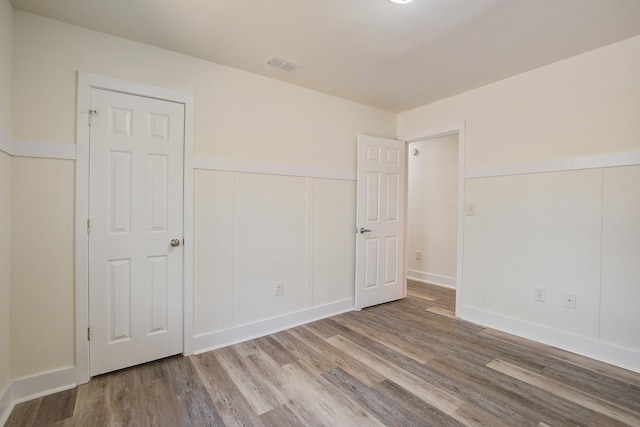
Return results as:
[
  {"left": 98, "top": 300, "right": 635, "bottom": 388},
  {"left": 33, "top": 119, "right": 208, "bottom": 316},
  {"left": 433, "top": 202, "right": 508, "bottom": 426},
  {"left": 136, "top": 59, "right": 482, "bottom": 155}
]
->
[{"left": 266, "top": 56, "right": 302, "bottom": 73}]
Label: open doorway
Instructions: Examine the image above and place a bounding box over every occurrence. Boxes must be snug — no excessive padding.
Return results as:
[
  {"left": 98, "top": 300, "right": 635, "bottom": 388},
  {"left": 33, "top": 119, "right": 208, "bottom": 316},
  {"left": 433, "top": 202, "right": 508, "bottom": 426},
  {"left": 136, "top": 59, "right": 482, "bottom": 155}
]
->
[{"left": 406, "top": 133, "right": 459, "bottom": 313}]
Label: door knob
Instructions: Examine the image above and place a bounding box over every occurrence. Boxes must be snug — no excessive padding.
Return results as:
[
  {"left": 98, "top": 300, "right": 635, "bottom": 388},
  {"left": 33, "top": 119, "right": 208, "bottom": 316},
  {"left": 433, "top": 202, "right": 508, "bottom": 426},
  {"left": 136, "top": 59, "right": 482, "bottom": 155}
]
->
[
  {"left": 170, "top": 239, "right": 181, "bottom": 247},
  {"left": 359, "top": 227, "right": 372, "bottom": 234}
]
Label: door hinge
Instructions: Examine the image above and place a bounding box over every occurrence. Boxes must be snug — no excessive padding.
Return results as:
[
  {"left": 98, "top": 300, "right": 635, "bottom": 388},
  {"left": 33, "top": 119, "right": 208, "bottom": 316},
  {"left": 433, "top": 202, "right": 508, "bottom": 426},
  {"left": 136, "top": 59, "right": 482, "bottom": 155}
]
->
[
  {"left": 88, "top": 109, "right": 97, "bottom": 127},
  {"left": 87, "top": 219, "right": 90, "bottom": 234},
  {"left": 87, "top": 327, "right": 91, "bottom": 341}
]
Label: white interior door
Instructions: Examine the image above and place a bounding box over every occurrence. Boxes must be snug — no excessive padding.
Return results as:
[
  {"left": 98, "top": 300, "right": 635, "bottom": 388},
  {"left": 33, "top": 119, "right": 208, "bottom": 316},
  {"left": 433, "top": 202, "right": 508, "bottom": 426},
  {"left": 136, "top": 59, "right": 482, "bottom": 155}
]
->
[
  {"left": 89, "top": 88, "right": 184, "bottom": 376},
  {"left": 355, "top": 134, "right": 406, "bottom": 310}
]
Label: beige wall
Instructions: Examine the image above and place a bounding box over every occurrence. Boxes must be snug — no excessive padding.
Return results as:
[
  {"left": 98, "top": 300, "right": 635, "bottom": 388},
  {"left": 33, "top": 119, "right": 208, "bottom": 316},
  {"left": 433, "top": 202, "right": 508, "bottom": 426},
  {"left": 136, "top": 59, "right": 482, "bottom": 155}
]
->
[
  {"left": 10, "top": 11, "right": 395, "bottom": 379},
  {"left": 398, "top": 35, "right": 640, "bottom": 362},
  {"left": 407, "top": 134, "right": 458, "bottom": 281},
  {"left": 0, "top": 0, "right": 12, "bottom": 398},
  {"left": 398, "top": 36, "right": 640, "bottom": 169},
  {"left": 12, "top": 11, "right": 393, "bottom": 169},
  {"left": 10, "top": 158, "right": 76, "bottom": 379}
]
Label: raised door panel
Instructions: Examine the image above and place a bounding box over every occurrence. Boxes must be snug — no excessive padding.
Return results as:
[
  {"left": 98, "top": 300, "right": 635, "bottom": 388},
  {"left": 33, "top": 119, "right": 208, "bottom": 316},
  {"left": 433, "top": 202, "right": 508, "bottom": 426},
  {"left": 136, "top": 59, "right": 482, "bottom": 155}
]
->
[
  {"left": 149, "top": 154, "right": 169, "bottom": 232},
  {"left": 364, "top": 237, "right": 379, "bottom": 289},
  {"left": 109, "top": 151, "right": 133, "bottom": 234},
  {"left": 148, "top": 255, "right": 169, "bottom": 334},
  {"left": 108, "top": 259, "right": 132, "bottom": 343}
]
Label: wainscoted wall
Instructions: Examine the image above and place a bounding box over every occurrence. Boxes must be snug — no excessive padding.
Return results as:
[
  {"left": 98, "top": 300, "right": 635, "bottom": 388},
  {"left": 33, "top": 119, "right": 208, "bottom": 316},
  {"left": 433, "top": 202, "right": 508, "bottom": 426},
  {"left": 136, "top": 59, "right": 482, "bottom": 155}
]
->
[
  {"left": 398, "top": 34, "right": 640, "bottom": 372},
  {"left": 461, "top": 163, "right": 640, "bottom": 369},
  {"left": 600, "top": 166, "right": 640, "bottom": 351},
  {"left": 465, "top": 168, "right": 596, "bottom": 335},
  {"left": 193, "top": 169, "right": 356, "bottom": 346}
]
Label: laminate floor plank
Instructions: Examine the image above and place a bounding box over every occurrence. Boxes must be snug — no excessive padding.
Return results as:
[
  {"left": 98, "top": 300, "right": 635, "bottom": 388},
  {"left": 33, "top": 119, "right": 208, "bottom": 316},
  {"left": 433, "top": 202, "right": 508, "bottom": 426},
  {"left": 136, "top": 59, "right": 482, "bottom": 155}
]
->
[
  {"left": 406, "top": 290, "right": 436, "bottom": 302},
  {"left": 541, "top": 363, "right": 640, "bottom": 413},
  {"left": 7, "top": 281, "right": 640, "bottom": 426},
  {"left": 331, "top": 312, "right": 433, "bottom": 363},
  {"left": 453, "top": 402, "right": 514, "bottom": 427},
  {"left": 32, "top": 388, "right": 77, "bottom": 426},
  {"left": 369, "top": 303, "right": 553, "bottom": 375},
  {"left": 278, "top": 359, "right": 386, "bottom": 427},
  {"left": 254, "top": 336, "right": 298, "bottom": 366},
  {"left": 214, "top": 346, "right": 281, "bottom": 415},
  {"left": 59, "top": 372, "right": 111, "bottom": 426},
  {"left": 259, "top": 404, "right": 305, "bottom": 427},
  {"left": 269, "top": 329, "right": 343, "bottom": 377},
  {"left": 374, "top": 379, "right": 467, "bottom": 427},
  {"left": 300, "top": 318, "right": 338, "bottom": 339},
  {"left": 190, "top": 350, "right": 261, "bottom": 427},
  {"left": 165, "top": 356, "right": 226, "bottom": 427},
  {"left": 325, "top": 334, "right": 464, "bottom": 418},
  {"left": 4, "top": 397, "right": 41, "bottom": 427},
  {"left": 288, "top": 324, "right": 386, "bottom": 386},
  {"left": 321, "top": 367, "right": 429, "bottom": 427},
  {"left": 481, "top": 327, "right": 640, "bottom": 388},
  {"left": 346, "top": 307, "right": 495, "bottom": 367},
  {"left": 107, "top": 366, "right": 147, "bottom": 426},
  {"left": 488, "top": 358, "right": 640, "bottom": 426},
  {"left": 427, "top": 356, "right": 595, "bottom": 426},
  {"left": 138, "top": 376, "right": 184, "bottom": 427}
]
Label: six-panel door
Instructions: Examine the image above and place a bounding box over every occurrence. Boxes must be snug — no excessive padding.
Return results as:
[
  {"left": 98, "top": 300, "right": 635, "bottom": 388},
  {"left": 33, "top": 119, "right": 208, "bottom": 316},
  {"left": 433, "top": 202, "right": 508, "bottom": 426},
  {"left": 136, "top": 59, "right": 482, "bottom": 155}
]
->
[
  {"left": 88, "top": 88, "right": 184, "bottom": 376},
  {"left": 355, "top": 134, "right": 406, "bottom": 310}
]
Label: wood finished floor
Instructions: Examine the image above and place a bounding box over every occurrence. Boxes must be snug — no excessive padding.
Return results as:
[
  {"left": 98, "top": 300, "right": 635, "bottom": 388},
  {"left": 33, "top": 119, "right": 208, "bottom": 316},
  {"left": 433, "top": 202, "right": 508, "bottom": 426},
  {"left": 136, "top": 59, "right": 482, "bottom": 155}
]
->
[{"left": 6, "top": 281, "right": 640, "bottom": 426}]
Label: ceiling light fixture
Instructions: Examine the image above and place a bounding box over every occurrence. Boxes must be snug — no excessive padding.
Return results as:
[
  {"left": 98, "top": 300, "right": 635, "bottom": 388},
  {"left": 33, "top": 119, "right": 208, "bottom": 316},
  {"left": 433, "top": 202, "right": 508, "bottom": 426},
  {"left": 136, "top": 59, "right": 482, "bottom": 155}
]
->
[{"left": 389, "top": 0, "right": 414, "bottom": 4}]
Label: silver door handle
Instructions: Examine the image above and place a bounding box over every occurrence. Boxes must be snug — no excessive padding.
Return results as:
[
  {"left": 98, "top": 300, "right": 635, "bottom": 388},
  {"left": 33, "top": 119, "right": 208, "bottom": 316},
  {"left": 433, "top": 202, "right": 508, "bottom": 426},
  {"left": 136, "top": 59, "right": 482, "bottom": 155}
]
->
[
  {"left": 359, "top": 227, "right": 372, "bottom": 234},
  {"left": 170, "top": 239, "right": 181, "bottom": 247}
]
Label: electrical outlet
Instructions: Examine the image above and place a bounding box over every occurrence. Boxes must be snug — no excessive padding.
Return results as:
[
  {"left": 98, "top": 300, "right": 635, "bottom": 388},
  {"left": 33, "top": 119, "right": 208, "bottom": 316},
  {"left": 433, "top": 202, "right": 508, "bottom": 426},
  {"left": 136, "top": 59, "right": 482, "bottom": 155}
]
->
[
  {"left": 416, "top": 251, "right": 421, "bottom": 260},
  {"left": 275, "top": 281, "right": 284, "bottom": 296},
  {"left": 534, "top": 287, "right": 546, "bottom": 302},
  {"left": 564, "top": 292, "right": 576, "bottom": 309},
  {"left": 466, "top": 203, "right": 476, "bottom": 216}
]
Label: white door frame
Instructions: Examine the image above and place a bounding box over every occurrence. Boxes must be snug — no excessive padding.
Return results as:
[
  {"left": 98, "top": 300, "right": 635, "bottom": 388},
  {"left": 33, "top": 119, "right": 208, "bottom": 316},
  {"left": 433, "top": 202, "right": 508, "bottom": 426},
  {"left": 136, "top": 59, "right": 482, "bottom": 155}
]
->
[
  {"left": 404, "top": 122, "right": 466, "bottom": 314},
  {"left": 75, "top": 71, "right": 195, "bottom": 384}
]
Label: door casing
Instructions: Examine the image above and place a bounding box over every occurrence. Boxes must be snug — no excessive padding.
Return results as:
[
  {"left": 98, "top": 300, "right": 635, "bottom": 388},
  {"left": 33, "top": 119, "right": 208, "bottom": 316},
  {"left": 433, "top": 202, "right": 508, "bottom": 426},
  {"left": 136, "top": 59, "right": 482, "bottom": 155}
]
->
[
  {"left": 355, "top": 125, "right": 465, "bottom": 312},
  {"left": 75, "top": 71, "right": 195, "bottom": 384}
]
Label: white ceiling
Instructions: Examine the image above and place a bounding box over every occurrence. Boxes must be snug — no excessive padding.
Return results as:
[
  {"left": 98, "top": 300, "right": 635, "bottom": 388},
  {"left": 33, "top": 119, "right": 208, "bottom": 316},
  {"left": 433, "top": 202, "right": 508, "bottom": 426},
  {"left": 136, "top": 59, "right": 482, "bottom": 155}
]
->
[{"left": 9, "top": 0, "right": 640, "bottom": 113}]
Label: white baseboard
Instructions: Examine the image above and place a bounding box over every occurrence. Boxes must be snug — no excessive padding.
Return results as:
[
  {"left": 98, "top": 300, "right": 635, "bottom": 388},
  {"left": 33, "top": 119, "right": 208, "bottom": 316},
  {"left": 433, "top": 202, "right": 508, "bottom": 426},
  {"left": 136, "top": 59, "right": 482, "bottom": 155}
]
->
[
  {"left": 0, "top": 382, "right": 12, "bottom": 427},
  {"left": 0, "top": 367, "right": 77, "bottom": 425},
  {"left": 10, "top": 367, "right": 77, "bottom": 404},
  {"left": 0, "top": 368, "right": 76, "bottom": 425},
  {"left": 192, "top": 298, "right": 354, "bottom": 354},
  {"left": 0, "top": 133, "right": 11, "bottom": 156},
  {"left": 407, "top": 270, "right": 456, "bottom": 288},
  {"left": 458, "top": 304, "right": 640, "bottom": 374}
]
